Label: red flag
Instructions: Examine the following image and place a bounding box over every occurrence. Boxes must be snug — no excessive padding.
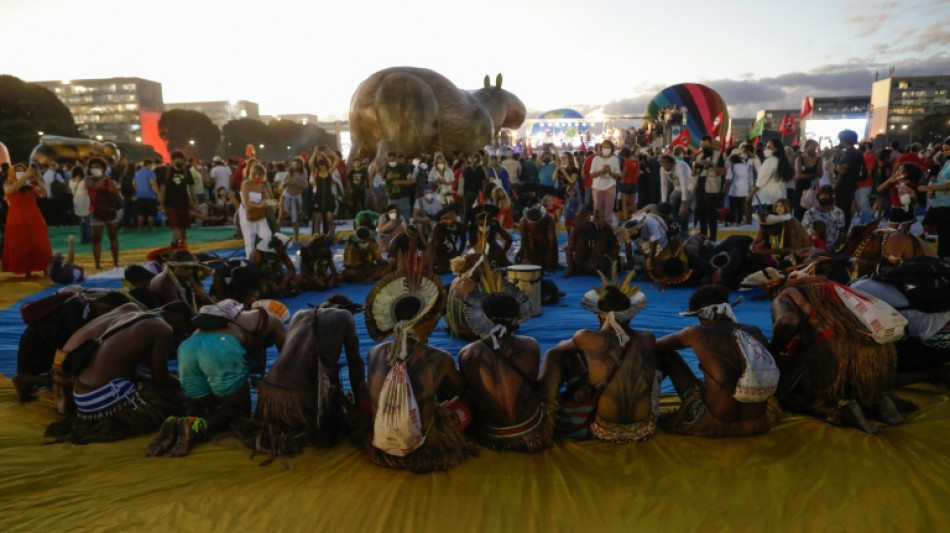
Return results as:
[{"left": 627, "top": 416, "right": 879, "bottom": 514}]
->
[
  {"left": 792, "top": 136, "right": 799, "bottom": 147},
  {"left": 800, "top": 97, "right": 813, "bottom": 119},
  {"left": 777, "top": 115, "right": 790, "bottom": 136},
  {"left": 710, "top": 112, "right": 724, "bottom": 136},
  {"left": 671, "top": 128, "right": 690, "bottom": 148},
  {"left": 780, "top": 114, "right": 796, "bottom": 137}
]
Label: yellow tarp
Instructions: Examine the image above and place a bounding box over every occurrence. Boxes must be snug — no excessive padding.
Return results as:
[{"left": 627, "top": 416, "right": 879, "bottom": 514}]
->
[{"left": 2, "top": 378, "right": 949, "bottom": 532}]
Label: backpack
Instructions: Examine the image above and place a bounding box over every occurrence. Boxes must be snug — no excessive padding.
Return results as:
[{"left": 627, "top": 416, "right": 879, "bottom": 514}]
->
[
  {"left": 732, "top": 329, "right": 779, "bottom": 403},
  {"left": 871, "top": 256, "right": 950, "bottom": 312},
  {"left": 372, "top": 358, "right": 426, "bottom": 456},
  {"left": 832, "top": 283, "right": 907, "bottom": 344}
]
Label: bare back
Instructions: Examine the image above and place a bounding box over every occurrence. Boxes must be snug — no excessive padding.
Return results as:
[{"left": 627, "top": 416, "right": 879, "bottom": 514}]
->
[
  {"left": 266, "top": 308, "right": 360, "bottom": 392},
  {"left": 575, "top": 328, "right": 657, "bottom": 424},
  {"left": 458, "top": 335, "right": 541, "bottom": 426}
]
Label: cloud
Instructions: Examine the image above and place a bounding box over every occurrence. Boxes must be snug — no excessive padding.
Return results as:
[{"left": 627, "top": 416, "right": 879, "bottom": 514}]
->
[
  {"left": 597, "top": 54, "right": 950, "bottom": 119},
  {"left": 846, "top": 12, "right": 888, "bottom": 37}
]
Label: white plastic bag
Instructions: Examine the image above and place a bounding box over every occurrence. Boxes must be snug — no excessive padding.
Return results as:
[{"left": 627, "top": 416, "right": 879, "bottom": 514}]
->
[
  {"left": 833, "top": 283, "right": 907, "bottom": 344},
  {"left": 733, "top": 329, "right": 779, "bottom": 403},
  {"left": 372, "top": 361, "right": 425, "bottom": 456}
]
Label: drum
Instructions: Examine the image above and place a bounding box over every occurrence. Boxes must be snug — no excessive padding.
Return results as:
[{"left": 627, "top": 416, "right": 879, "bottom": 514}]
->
[{"left": 507, "top": 264, "right": 543, "bottom": 317}]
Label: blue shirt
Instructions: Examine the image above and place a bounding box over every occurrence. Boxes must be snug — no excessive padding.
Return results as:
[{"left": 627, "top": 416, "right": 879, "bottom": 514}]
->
[
  {"left": 538, "top": 162, "right": 556, "bottom": 187},
  {"left": 933, "top": 160, "right": 950, "bottom": 208},
  {"left": 134, "top": 168, "right": 157, "bottom": 199}
]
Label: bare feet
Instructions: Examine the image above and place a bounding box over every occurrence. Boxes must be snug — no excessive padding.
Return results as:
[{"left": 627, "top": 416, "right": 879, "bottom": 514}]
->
[
  {"left": 875, "top": 395, "right": 905, "bottom": 426},
  {"left": 166, "top": 418, "right": 201, "bottom": 458},
  {"left": 146, "top": 418, "right": 179, "bottom": 457},
  {"left": 12, "top": 376, "right": 35, "bottom": 402},
  {"left": 834, "top": 400, "right": 881, "bottom": 434}
]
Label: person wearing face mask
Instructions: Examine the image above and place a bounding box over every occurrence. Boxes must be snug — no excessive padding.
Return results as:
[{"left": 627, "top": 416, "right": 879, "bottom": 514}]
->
[
  {"left": 342, "top": 226, "right": 389, "bottom": 283},
  {"left": 86, "top": 157, "right": 123, "bottom": 269},
  {"left": 801, "top": 186, "right": 846, "bottom": 251},
  {"left": 833, "top": 129, "right": 867, "bottom": 230},
  {"left": 590, "top": 140, "right": 621, "bottom": 225},
  {"left": 348, "top": 157, "right": 369, "bottom": 213},
  {"left": 376, "top": 203, "right": 406, "bottom": 256},
  {"left": 157, "top": 150, "right": 196, "bottom": 247},
  {"left": 878, "top": 162, "right": 922, "bottom": 232},
  {"left": 383, "top": 151, "right": 414, "bottom": 221},
  {"left": 794, "top": 140, "right": 821, "bottom": 220},
  {"left": 2, "top": 163, "right": 51, "bottom": 276},
  {"left": 747, "top": 139, "right": 792, "bottom": 217},
  {"left": 428, "top": 152, "right": 454, "bottom": 197},
  {"left": 278, "top": 156, "right": 309, "bottom": 241},
  {"left": 428, "top": 206, "right": 468, "bottom": 274},
  {"left": 412, "top": 184, "right": 443, "bottom": 233}
]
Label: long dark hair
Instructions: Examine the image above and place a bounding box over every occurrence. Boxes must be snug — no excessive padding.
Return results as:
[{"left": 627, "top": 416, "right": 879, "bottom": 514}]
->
[{"left": 770, "top": 139, "right": 794, "bottom": 182}]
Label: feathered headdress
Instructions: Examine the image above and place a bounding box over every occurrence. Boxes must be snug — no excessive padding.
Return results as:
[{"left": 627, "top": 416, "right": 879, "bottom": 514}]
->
[
  {"left": 580, "top": 261, "right": 647, "bottom": 344},
  {"left": 463, "top": 258, "right": 532, "bottom": 349}
]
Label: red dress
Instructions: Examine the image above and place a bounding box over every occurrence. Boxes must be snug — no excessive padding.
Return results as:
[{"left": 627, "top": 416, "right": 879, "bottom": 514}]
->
[{"left": 2, "top": 186, "right": 52, "bottom": 274}]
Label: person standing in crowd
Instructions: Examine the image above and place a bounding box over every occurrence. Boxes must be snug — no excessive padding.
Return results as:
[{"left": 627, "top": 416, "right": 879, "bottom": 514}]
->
[
  {"left": 462, "top": 153, "right": 487, "bottom": 216},
  {"left": 189, "top": 158, "right": 208, "bottom": 205},
  {"left": 833, "top": 129, "right": 866, "bottom": 230},
  {"left": 428, "top": 152, "right": 454, "bottom": 198},
  {"left": 749, "top": 139, "right": 792, "bottom": 215},
  {"left": 640, "top": 148, "right": 661, "bottom": 208},
  {"left": 41, "top": 162, "right": 66, "bottom": 226},
  {"left": 278, "top": 156, "right": 309, "bottom": 241},
  {"left": 692, "top": 136, "right": 726, "bottom": 241},
  {"left": 210, "top": 156, "right": 232, "bottom": 195},
  {"left": 590, "top": 140, "right": 620, "bottom": 225},
  {"left": 2, "top": 164, "right": 51, "bottom": 277},
  {"left": 856, "top": 142, "right": 877, "bottom": 224},
  {"left": 487, "top": 155, "right": 510, "bottom": 197},
  {"left": 310, "top": 152, "right": 338, "bottom": 240},
  {"left": 724, "top": 152, "right": 752, "bottom": 226},
  {"left": 239, "top": 163, "right": 273, "bottom": 259},
  {"left": 794, "top": 139, "right": 821, "bottom": 220},
  {"left": 117, "top": 160, "right": 137, "bottom": 229},
  {"left": 659, "top": 154, "right": 692, "bottom": 235},
  {"left": 157, "top": 150, "right": 196, "bottom": 247},
  {"left": 521, "top": 153, "right": 539, "bottom": 188},
  {"left": 619, "top": 147, "right": 639, "bottom": 221},
  {"left": 134, "top": 158, "right": 159, "bottom": 232},
  {"left": 878, "top": 162, "right": 922, "bottom": 231},
  {"left": 501, "top": 152, "right": 522, "bottom": 201},
  {"left": 348, "top": 157, "right": 369, "bottom": 214},
  {"left": 86, "top": 157, "right": 122, "bottom": 269},
  {"left": 918, "top": 137, "right": 950, "bottom": 261},
  {"left": 383, "top": 151, "right": 414, "bottom": 221},
  {"left": 69, "top": 166, "right": 91, "bottom": 243},
  {"left": 537, "top": 150, "right": 557, "bottom": 199}
]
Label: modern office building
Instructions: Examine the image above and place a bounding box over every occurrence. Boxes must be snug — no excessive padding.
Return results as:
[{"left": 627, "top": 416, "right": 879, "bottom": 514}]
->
[
  {"left": 869, "top": 75, "right": 950, "bottom": 144},
  {"left": 165, "top": 100, "right": 260, "bottom": 128},
  {"left": 259, "top": 113, "right": 319, "bottom": 125},
  {"left": 34, "top": 77, "right": 165, "bottom": 149}
]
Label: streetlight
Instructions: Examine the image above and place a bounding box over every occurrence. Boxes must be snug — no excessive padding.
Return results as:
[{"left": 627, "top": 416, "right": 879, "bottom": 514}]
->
[
  {"left": 37, "top": 131, "right": 44, "bottom": 136},
  {"left": 259, "top": 144, "right": 265, "bottom": 149},
  {"left": 287, "top": 146, "right": 292, "bottom": 151},
  {"left": 135, "top": 136, "right": 142, "bottom": 143},
  {"left": 189, "top": 139, "right": 195, "bottom": 146}
]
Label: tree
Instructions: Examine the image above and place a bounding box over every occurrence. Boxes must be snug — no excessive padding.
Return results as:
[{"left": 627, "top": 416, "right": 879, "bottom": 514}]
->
[
  {"left": 0, "top": 75, "right": 81, "bottom": 162},
  {"left": 910, "top": 113, "right": 950, "bottom": 145},
  {"left": 222, "top": 118, "right": 272, "bottom": 159},
  {"left": 158, "top": 109, "right": 220, "bottom": 161}
]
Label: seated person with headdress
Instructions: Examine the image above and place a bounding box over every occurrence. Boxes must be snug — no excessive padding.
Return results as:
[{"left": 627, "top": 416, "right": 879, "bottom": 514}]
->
[
  {"left": 750, "top": 199, "right": 812, "bottom": 267},
  {"left": 446, "top": 253, "right": 484, "bottom": 341},
  {"left": 540, "top": 268, "right": 658, "bottom": 443},
  {"left": 297, "top": 233, "right": 339, "bottom": 291},
  {"left": 428, "top": 206, "right": 468, "bottom": 275},
  {"left": 657, "top": 285, "right": 783, "bottom": 438},
  {"left": 45, "top": 301, "right": 195, "bottom": 444},
  {"left": 387, "top": 224, "right": 428, "bottom": 268},
  {"left": 148, "top": 299, "right": 286, "bottom": 457},
  {"left": 249, "top": 233, "right": 298, "bottom": 298},
  {"left": 149, "top": 249, "right": 216, "bottom": 312},
  {"left": 376, "top": 204, "right": 406, "bottom": 256},
  {"left": 516, "top": 204, "right": 558, "bottom": 273},
  {"left": 364, "top": 267, "right": 477, "bottom": 472},
  {"left": 342, "top": 226, "right": 388, "bottom": 283},
  {"left": 770, "top": 276, "right": 904, "bottom": 433},
  {"left": 210, "top": 260, "right": 261, "bottom": 306},
  {"left": 233, "top": 295, "right": 365, "bottom": 457},
  {"left": 458, "top": 269, "right": 554, "bottom": 453},
  {"left": 566, "top": 209, "right": 618, "bottom": 277},
  {"left": 468, "top": 204, "right": 512, "bottom": 268}
]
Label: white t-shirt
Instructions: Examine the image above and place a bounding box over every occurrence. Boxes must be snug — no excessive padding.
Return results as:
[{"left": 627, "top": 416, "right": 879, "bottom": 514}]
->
[
  {"left": 660, "top": 160, "right": 693, "bottom": 202},
  {"left": 726, "top": 162, "right": 752, "bottom": 197},
  {"left": 428, "top": 167, "right": 454, "bottom": 196},
  {"left": 753, "top": 156, "right": 787, "bottom": 206},
  {"left": 590, "top": 155, "right": 621, "bottom": 191},
  {"left": 501, "top": 159, "right": 522, "bottom": 184},
  {"left": 210, "top": 165, "right": 232, "bottom": 192}
]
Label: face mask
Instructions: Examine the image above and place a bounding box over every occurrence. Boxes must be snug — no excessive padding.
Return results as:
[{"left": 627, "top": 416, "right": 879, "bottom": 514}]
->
[
  {"left": 740, "top": 153, "right": 749, "bottom": 161},
  {"left": 424, "top": 193, "right": 434, "bottom": 201},
  {"left": 437, "top": 163, "right": 445, "bottom": 170},
  {"left": 900, "top": 194, "right": 913, "bottom": 206},
  {"left": 818, "top": 197, "right": 833, "bottom": 206},
  {"left": 419, "top": 163, "right": 428, "bottom": 170},
  {"left": 763, "top": 149, "right": 773, "bottom": 158},
  {"left": 90, "top": 168, "right": 103, "bottom": 177},
  {"left": 15, "top": 171, "right": 26, "bottom": 180},
  {"left": 389, "top": 212, "right": 398, "bottom": 220},
  {"left": 601, "top": 148, "right": 611, "bottom": 156},
  {"left": 388, "top": 161, "right": 397, "bottom": 168}
]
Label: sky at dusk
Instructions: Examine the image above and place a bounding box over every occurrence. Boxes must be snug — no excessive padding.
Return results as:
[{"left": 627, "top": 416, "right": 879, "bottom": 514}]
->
[{"left": 5, "top": 0, "right": 950, "bottom": 120}]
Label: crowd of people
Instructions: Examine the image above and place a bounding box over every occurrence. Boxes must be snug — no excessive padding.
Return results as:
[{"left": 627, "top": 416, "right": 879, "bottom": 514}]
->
[{"left": 5, "top": 130, "right": 950, "bottom": 474}]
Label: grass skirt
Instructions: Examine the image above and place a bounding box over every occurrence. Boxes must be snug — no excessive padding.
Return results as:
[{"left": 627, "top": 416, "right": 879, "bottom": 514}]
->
[
  {"left": 476, "top": 402, "right": 556, "bottom": 453},
  {"left": 365, "top": 406, "right": 478, "bottom": 473}
]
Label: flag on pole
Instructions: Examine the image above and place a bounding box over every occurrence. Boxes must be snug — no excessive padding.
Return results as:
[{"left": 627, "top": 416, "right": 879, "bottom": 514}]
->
[
  {"left": 671, "top": 128, "right": 690, "bottom": 148},
  {"left": 800, "top": 97, "right": 813, "bottom": 119},
  {"left": 711, "top": 112, "right": 724, "bottom": 136},
  {"left": 748, "top": 117, "right": 765, "bottom": 140},
  {"left": 780, "top": 114, "right": 797, "bottom": 137}
]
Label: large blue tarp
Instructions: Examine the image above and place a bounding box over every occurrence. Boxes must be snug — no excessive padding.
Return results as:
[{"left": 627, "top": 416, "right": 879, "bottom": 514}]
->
[{"left": 0, "top": 241, "right": 776, "bottom": 396}]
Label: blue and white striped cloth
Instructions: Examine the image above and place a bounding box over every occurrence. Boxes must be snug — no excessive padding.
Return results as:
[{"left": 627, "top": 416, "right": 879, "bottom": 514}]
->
[{"left": 74, "top": 378, "right": 138, "bottom": 415}]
